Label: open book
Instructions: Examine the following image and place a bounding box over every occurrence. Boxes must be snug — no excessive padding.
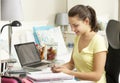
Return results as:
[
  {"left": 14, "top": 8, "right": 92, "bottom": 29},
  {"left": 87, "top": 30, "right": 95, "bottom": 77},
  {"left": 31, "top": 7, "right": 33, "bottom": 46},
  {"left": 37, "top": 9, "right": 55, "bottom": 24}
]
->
[{"left": 27, "top": 72, "right": 73, "bottom": 82}]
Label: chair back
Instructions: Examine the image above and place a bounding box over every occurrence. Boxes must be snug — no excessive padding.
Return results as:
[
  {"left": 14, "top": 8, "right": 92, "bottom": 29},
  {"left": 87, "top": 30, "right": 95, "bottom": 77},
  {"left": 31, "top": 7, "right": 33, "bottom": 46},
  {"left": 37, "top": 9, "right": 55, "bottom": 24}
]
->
[
  {"left": 106, "top": 19, "right": 120, "bottom": 49},
  {"left": 105, "top": 19, "right": 120, "bottom": 83}
]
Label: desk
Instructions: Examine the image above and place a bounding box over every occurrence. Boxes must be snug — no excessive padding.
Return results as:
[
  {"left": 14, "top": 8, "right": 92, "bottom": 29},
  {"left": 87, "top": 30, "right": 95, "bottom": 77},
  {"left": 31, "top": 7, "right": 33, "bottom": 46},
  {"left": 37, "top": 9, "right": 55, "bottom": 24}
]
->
[
  {"left": 31, "top": 80, "right": 93, "bottom": 83},
  {"left": 26, "top": 68, "right": 94, "bottom": 83},
  {"left": 7, "top": 51, "right": 94, "bottom": 83}
]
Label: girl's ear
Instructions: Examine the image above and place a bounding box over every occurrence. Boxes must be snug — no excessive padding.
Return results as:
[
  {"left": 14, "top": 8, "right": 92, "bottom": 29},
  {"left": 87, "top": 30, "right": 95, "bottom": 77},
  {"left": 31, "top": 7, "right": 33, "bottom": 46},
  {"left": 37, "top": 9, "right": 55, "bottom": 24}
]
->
[{"left": 84, "top": 18, "right": 90, "bottom": 25}]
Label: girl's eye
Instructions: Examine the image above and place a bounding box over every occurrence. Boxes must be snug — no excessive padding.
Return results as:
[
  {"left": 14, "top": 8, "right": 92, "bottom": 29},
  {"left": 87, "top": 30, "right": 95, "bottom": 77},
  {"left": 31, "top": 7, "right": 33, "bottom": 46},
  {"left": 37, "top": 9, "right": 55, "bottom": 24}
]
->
[{"left": 73, "top": 24, "right": 79, "bottom": 27}]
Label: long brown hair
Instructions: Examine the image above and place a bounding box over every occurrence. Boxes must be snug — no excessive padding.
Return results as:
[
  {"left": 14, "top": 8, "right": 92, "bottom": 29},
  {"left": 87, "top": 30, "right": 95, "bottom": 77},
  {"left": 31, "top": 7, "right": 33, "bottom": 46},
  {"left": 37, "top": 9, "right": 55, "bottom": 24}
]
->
[{"left": 68, "top": 5, "right": 99, "bottom": 32}]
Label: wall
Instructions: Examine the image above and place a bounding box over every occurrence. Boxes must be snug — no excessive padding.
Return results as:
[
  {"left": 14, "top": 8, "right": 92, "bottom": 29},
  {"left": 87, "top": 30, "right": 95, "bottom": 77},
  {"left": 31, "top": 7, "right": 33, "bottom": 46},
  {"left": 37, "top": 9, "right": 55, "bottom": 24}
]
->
[
  {"left": 118, "top": 0, "right": 120, "bottom": 21},
  {"left": 67, "top": 0, "right": 118, "bottom": 21},
  {"left": 21, "top": 0, "right": 67, "bottom": 25},
  {"left": 0, "top": 0, "right": 119, "bottom": 24},
  {"left": 1, "top": 0, "right": 118, "bottom": 24},
  {"left": 0, "top": 0, "right": 67, "bottom": 26}
]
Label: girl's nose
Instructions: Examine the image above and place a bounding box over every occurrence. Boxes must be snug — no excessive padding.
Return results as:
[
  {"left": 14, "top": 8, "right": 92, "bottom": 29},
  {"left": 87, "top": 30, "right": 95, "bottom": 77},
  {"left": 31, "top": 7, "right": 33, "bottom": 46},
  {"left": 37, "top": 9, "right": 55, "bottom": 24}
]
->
[{"left": 71, "top": 27, "right": 75, "bottom": 32}]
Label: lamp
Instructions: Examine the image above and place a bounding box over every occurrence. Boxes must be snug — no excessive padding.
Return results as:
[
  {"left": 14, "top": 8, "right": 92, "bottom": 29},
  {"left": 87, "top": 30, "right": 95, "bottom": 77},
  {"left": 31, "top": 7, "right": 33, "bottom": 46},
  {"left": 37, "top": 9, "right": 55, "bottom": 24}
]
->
[
  {"left": 1, "top": 0, "right": 22, "bottom": 63},
  {"left": 1, "top": 0, "right": 23, "bottom": 21},
  {"left": 55, "top": 13, "right": 69, "bottom": 32}
]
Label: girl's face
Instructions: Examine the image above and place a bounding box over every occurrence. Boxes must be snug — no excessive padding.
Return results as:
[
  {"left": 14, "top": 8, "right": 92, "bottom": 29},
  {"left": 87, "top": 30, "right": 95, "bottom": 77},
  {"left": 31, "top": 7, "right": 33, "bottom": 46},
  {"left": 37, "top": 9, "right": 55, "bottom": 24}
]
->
[{"left": 69, "top": 16, "right": 90, "bottom": 36}]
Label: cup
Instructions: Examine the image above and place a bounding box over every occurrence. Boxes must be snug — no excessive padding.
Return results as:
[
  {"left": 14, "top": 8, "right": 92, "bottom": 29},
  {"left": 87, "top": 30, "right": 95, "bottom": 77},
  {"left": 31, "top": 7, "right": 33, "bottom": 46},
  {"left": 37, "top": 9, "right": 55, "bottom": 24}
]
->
[
  {"left": 46, "top": 43, "right": 58, "bottom": 61},
  {"left": 35, "top": 44, "right": 45, "bottom": 60}
]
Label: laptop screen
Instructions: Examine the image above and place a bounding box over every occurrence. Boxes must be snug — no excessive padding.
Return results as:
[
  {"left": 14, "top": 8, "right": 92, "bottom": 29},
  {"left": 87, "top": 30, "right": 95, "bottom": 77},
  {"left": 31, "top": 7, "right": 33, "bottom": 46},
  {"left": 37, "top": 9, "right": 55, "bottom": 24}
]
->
[{"left": 14, "top": 42, "right": 41, "bottom": 66}]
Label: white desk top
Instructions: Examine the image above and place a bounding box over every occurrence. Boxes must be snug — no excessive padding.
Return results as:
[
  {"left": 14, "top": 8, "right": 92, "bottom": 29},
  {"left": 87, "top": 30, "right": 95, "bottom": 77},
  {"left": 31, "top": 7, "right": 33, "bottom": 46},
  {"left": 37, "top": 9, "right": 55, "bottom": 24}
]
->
[
  {"left": 27, "top": 68, "right": 94, "bottom": 83},
  {"left": 33, "top": 80, "right": 94, "bottom": 83}
]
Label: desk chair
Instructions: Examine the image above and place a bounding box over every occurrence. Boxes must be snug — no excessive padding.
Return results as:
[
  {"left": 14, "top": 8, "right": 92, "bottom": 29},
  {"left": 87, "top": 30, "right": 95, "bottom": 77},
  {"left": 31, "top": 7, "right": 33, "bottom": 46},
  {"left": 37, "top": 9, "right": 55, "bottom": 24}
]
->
[{"left": 105, "top": 19, "right": 120, "bottom": 83}]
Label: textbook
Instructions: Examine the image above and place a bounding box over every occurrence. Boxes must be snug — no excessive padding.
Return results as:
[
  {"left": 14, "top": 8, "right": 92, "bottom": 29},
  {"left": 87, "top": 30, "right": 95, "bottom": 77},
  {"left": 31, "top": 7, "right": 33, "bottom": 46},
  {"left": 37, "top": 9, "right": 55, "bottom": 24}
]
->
[{"left": 26, "top": 72, "right": 74, "bottom": 82}]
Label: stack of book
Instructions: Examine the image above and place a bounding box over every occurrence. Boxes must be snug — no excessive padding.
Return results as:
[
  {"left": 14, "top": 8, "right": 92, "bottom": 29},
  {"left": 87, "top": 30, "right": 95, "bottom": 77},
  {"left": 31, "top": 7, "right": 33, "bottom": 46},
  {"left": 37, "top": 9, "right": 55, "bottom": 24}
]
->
[{"left": 26, "top": 71, "right": 73, "bottom": 82}]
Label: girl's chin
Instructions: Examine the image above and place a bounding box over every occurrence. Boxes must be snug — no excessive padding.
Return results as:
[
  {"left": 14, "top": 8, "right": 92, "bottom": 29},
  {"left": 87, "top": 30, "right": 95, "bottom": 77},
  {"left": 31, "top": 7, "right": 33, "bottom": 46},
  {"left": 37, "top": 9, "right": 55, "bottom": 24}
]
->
[{"left": 76, "top": 32, "right": 80, "bottom": 35}]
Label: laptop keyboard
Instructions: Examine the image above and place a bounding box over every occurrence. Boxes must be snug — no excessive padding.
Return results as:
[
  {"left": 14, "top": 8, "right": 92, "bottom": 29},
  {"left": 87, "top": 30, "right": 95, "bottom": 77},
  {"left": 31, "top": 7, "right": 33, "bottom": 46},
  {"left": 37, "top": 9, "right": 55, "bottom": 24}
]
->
[{"left": 28, "top": 62, "right": 49, "bottom": 68}]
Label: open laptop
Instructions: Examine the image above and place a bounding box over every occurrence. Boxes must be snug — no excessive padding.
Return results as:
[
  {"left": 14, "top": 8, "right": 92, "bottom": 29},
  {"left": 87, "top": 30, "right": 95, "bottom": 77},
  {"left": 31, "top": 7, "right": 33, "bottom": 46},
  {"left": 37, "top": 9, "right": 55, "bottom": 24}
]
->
[{"left": 14, "top": 42, "right": 51, "bottom": 71}]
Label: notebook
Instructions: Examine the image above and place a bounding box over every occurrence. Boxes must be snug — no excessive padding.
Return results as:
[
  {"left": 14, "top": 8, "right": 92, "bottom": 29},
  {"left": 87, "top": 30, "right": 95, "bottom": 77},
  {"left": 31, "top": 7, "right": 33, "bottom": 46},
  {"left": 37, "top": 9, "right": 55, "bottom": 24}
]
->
[
  {"left": 27, "top": 72, "right": 74, "bottom": 82},
  {"left": 14, "top": 42, "right": 51, "bottom": 71}
]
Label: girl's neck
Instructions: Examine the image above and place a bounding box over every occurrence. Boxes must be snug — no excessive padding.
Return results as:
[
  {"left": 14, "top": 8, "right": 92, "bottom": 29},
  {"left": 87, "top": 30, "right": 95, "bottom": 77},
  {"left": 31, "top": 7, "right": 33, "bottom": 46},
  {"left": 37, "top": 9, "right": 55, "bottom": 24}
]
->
[{"left": 81, "top": 31, "right": 96, "bottom": 40}]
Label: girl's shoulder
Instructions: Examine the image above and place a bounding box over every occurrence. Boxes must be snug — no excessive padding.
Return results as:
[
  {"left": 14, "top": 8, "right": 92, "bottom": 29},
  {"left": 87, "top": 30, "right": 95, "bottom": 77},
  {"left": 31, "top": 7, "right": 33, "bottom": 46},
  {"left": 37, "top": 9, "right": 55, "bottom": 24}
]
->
[{"left": 94, "top": 34, "right": 104, "bottom": 40}]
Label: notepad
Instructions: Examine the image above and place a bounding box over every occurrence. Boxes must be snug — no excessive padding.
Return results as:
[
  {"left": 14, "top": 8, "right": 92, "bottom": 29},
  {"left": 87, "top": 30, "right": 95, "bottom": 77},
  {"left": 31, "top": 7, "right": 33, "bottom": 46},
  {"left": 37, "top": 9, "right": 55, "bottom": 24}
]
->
[{"left": 27, "top": 72, "right": 73, "bottom": 82}]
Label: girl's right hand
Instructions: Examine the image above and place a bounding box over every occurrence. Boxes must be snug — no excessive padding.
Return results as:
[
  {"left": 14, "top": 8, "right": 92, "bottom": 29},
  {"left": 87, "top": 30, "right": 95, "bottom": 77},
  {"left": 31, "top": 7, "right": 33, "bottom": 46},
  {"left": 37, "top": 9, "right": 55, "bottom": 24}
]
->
[{"left": 51, "top": 65, "right": 61, "bottom": 73}]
